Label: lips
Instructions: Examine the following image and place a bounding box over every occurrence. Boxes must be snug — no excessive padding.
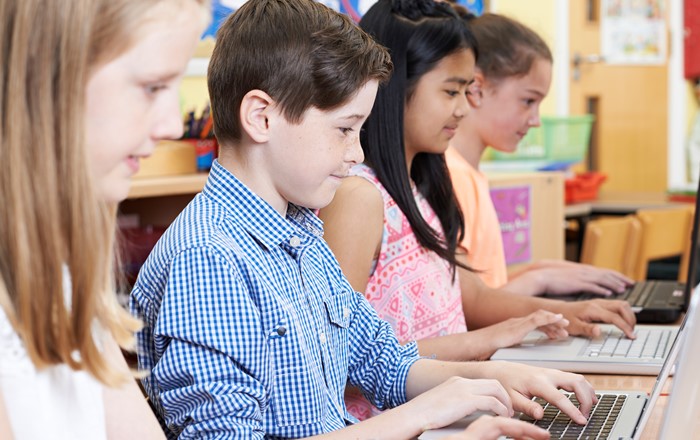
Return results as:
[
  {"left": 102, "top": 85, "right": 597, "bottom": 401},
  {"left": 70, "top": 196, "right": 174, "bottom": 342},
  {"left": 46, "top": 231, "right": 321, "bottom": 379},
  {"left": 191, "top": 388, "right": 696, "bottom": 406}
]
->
[{"left": 125, "top": 155, "right": 141, "bottom": 174}]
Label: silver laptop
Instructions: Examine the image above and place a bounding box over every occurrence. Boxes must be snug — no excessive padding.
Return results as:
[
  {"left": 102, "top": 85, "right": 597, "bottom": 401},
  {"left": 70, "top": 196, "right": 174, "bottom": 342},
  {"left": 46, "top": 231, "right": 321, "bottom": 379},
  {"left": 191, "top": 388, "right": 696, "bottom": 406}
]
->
[
  {"left": 420, "top": 289, "right": 699, "bottom": 440},
  {"left": 488, "top": 256, "right": 699, "bottom": 375},
  {"left": 489, "top": 322, "right": 679, "bottom": 375}
]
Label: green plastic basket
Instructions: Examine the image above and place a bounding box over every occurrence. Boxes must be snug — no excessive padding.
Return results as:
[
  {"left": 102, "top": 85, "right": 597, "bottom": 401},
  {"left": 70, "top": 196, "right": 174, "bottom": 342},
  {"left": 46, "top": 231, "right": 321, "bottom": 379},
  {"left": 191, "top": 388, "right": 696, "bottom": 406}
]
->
[{"left": 490, "top": 115, "right": 594, "bottom": 163}]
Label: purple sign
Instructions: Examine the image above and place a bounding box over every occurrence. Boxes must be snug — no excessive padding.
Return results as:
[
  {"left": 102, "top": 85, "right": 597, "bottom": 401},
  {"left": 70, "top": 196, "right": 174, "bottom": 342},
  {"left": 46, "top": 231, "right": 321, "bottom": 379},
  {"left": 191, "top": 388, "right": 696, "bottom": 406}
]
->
[{"left": 490, "top": 185, "right": 532, "bottom": 265}]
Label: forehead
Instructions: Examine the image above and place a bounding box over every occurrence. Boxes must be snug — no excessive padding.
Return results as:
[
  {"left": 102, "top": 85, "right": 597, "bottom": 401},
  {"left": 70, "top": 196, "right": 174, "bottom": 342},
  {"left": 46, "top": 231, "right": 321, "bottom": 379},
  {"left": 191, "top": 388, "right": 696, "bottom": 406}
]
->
[
  {"left": 417, "top": 48, "right": 475, "bottom": 86},
  {"left": 302, "top": 80, "right": 379, "bottom": 121},
  {"left": 492, "top": 58, "right": 552, "bottom": 92}
]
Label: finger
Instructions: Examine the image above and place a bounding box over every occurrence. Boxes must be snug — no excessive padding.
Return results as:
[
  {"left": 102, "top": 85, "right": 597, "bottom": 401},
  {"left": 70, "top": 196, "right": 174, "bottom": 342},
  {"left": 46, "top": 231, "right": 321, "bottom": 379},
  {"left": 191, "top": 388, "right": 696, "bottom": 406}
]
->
[
  {"left": 570, "top": 319, "right": 601, "bottom": 338},
  {"left": 535, "top": 386, "right": 587, "bottom": 425},
  {"left": 594, "top": 304, "right": 636, "bottom": 339},
  {"left": 540, "top": 324, "right": 569, "bottom": 340},
  {"left": 470, "top": 379, "right": 514, "bottom": 417},
  {"left": 509, "top": 392, "right": 545, "bottom": 421},
  {"left": 557, "top": 374, "right": 596, "bottom": 421},
  {"left": 574, "top": 282, "right": 614, "bottom": 297},
  {"left": 490, "top": 418, "right": 550, "bottom": 440},
  {"left": 464, "top": 395, "right": 511, "bottom": 418}
]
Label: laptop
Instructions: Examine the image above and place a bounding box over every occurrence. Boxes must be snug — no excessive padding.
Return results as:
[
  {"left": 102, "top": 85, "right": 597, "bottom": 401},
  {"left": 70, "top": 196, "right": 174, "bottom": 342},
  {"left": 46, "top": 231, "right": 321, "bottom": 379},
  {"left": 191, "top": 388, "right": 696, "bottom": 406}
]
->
[
  {"left": 488, "top": 256, "right": 699, "bottom": 375},
  {"left": 420, "top": 287, "right": 700, "bottom": 440},
  {"left": 544, "top": 175, "right": 700, "bottom": 324}
]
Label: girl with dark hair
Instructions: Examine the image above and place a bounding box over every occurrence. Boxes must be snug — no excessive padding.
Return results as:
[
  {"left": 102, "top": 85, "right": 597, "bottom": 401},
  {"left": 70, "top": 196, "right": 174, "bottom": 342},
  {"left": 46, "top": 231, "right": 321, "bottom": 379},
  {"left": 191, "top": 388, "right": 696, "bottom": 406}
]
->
[
  {"left": 446, "top": 13, "right": 634, "bottom": 297},
  {"left": 319, "top": 0, "right": 637, "bottom": 421}
]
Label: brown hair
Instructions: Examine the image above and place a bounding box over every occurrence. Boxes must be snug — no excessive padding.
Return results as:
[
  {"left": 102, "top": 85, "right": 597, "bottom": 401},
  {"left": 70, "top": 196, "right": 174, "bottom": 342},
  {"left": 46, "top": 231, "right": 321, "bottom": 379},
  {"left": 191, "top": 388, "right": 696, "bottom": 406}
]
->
[
  {"left": 467, "top": 13, "right": 552, "bottom": 81},
  {"left": 0, "top": 0, "right": 208, "bottom": 386},
  {"left": 208, "top": 0, "right": 393, "bottom": 145}
]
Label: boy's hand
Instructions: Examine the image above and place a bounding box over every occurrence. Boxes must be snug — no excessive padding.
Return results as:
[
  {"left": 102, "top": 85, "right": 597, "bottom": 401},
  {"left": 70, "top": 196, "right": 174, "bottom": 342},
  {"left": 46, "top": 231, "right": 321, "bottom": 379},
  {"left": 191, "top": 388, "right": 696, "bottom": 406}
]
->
[
  {"left": 552, "top": 299, "right": 637, "bottom": 339},
  {"left": 485, "top": 361, "right": 596, "bottom": 425},
  {"left": 444, "top": 415, "right": 550, "bottom": 440},
  {"left": 410, "top": 377, "right": 514, "bottom": 432}
]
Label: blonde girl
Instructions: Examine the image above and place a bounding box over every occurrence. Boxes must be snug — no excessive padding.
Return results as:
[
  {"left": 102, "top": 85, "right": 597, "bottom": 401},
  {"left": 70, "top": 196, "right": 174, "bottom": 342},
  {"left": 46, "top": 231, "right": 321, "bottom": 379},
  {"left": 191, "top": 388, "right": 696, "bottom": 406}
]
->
[{"left": 0, "top": 0, "right": 209, "bottom": 438}]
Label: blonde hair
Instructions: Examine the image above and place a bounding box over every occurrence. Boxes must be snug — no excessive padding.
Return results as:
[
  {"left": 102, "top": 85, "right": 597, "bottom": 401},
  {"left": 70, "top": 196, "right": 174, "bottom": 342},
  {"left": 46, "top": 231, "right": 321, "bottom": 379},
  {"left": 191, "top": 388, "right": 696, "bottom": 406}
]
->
[{"left": 0, "top": 0, "right": 209, "bottom": 386}]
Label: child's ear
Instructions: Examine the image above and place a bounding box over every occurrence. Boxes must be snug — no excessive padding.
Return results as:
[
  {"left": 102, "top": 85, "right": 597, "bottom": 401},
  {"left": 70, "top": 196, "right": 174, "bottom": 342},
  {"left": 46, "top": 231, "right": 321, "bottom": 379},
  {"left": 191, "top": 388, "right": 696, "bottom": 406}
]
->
[
  {"left": 239, "top": 89, "right": 274, "bottom": 143},
  {"left": 467, "top": 71, "right": 484, "bottom": 108}
]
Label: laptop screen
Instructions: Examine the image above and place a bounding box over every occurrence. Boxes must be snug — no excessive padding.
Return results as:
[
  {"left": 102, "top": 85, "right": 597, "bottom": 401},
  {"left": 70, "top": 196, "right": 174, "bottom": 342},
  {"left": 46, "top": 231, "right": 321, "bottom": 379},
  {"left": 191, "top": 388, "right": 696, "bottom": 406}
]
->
[
  {"left": 632, "top": 285, "right": 700, "bottom": 439},
  {"left": 682, "top": 176, "right": 700, "bottom": 310}
]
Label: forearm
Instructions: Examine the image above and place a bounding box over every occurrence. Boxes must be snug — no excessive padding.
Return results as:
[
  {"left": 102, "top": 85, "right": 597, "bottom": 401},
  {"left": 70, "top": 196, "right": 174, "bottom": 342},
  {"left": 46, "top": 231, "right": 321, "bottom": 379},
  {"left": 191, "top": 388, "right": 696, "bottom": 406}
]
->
[
  {"left": 502, "top": 270, "right": 544, "bottom": 297},
  {"left": 404, "top": 359, "right": 490, "bottom": 400},
  {"left": 311, "top": 403, "right": 436, "bottom": 440},
  {"left": 416, "top": 331, "right": 499, "bottom": 361},
  {"left": 461, "top": 277, "right": 563, "bottom": 330}
]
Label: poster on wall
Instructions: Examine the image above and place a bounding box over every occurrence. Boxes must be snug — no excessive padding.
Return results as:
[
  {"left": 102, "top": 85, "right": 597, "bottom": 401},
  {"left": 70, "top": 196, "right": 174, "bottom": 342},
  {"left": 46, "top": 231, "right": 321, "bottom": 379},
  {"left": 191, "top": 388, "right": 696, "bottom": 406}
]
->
[
  {"left": 490, "top": 186, "right": 532, "bottom": 265},
  {"left": 204, "top": 0, "right": 483, "bottom": 36},
  {"left": 600, "top": 0, "right": 666, "bottom": 65}
]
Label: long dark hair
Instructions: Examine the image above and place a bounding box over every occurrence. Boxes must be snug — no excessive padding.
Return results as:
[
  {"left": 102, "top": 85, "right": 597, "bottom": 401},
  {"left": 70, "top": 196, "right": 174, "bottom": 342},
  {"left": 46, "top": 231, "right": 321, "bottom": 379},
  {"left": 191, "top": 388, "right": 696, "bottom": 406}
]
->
[{"left": 359, "top": 0, "right": 477, "bottom": 275}]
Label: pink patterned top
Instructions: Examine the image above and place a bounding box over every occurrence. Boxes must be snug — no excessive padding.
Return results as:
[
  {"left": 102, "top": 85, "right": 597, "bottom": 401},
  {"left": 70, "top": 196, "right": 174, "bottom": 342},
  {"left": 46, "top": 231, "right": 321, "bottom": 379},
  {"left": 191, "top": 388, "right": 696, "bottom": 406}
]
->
[{"left": 344, "top": 164, "right": 467, "bottom": 420}]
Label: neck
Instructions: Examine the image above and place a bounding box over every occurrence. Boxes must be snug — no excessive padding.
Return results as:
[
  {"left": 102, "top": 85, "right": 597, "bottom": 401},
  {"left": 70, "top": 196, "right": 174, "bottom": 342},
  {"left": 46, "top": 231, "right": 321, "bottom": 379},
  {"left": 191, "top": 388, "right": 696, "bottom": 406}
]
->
[
  {"left": 450, "top": 120, "right": 487, "bottom": 170},
  {"left": 217, "top": 146, "right": 288, "bottom": 216}
]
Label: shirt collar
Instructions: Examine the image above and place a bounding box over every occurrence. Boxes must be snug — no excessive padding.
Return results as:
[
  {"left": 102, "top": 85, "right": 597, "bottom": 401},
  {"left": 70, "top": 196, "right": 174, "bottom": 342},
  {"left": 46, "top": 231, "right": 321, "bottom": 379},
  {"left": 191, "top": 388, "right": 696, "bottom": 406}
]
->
[{"left": 203, "top": 160, "right": 323, "bottom": 250}]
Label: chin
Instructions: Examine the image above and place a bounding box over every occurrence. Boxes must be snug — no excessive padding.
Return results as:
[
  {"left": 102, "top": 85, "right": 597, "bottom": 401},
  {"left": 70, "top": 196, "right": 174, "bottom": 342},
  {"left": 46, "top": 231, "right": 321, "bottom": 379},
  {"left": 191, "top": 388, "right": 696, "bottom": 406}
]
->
[{"left": 100, "top": 181, "right": 131, "bottom": 203}]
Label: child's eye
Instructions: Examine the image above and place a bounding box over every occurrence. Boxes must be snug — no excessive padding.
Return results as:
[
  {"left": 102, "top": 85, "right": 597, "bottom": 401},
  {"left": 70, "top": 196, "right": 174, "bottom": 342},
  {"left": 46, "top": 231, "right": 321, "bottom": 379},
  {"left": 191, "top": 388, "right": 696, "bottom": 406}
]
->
[
  {"left": 446, "top": 90, "right": 460, "bottom": 97},
  {"left": 144, "top": 83, "right": 168, "bottom": 95},
  {"left": 339, "top": 127, "right": 354, "bottom": 135}
]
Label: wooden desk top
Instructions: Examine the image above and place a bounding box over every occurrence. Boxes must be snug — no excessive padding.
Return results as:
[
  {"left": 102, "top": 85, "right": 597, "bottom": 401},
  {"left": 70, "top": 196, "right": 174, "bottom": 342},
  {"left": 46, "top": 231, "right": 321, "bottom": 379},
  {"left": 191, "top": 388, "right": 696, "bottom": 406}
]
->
[{"left": 565, "top": 191, "right": 688, "bottom": 218}]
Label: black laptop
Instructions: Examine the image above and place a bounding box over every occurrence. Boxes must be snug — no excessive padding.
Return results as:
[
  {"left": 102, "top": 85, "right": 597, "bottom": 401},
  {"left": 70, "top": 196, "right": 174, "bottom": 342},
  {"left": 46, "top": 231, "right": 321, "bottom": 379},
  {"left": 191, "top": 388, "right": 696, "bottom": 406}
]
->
[{"left": 544, "top": 177, "right": 700, "bottom": 324}]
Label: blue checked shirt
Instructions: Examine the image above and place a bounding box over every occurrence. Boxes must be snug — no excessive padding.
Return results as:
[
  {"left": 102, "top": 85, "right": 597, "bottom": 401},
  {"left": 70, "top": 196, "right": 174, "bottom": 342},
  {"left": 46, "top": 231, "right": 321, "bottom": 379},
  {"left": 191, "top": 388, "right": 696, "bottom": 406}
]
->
[{"left": 131, "top": 160, "right": 420, "bottom": 439}]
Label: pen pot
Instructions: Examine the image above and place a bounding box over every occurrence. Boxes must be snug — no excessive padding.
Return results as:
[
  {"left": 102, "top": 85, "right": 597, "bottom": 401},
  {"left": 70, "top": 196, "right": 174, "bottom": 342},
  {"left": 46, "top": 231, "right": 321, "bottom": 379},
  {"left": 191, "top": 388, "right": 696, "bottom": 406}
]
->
[{"left": 183, "top": 138, "right": 218, "bottom": 171}]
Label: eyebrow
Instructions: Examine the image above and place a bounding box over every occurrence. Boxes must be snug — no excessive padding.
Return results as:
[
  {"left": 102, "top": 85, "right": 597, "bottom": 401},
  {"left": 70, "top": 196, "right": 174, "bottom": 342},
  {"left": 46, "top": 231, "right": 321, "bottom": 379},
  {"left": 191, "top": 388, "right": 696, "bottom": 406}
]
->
[
  {"left": 444, "top": 77, "right": 471, "bottom": 85},
  {"left": 525, "top": 88, "right": 546, "bottom": 97},
  {"left": 141, "top": 70, "right": 182, "bottom": 82},
  {"left": 338, "top": 114, "right": 366, "bottom": 122}
]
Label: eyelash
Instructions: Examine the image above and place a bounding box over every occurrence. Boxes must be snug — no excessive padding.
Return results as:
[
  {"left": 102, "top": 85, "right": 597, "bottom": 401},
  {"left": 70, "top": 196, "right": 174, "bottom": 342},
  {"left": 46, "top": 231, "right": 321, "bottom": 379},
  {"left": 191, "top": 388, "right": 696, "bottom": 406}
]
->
[
  {"left": 145, "top": 84, "right": 168, "bottom": 95},
  {"left": 339, "top": 127, "right": 354, "bottom": 135}
]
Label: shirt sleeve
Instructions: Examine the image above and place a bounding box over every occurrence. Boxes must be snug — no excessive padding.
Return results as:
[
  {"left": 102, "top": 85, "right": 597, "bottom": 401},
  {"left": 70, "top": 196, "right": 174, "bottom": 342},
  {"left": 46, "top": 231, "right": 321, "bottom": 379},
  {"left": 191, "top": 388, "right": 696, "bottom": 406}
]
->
[
  {"left": 344, "top": 291, "right": 420, "bottom": 411},
  {"left": 150, "top": 246, "right": 268, "bottom": 439}
]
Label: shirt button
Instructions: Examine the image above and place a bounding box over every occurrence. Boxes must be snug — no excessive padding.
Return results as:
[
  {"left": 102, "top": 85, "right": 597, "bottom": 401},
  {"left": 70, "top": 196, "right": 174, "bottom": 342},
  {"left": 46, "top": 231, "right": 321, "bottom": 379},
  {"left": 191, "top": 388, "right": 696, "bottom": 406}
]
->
[
  {"left": 319, "top": 332, "right": 327, "bottom": 345},
  {"left": 343, "top": 307, "right": 350, "bottom": 319},
  {"left": 289, "top": 236, "right": 301, "bottom": 247}
]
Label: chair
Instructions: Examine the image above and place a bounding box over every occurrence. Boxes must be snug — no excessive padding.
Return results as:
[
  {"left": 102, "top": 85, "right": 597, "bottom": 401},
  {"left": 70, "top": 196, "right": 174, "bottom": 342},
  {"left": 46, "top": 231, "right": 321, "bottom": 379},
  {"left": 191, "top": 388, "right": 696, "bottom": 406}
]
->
[
  {"left": 633, "top": 206, "right": 695, "bottom": 282},
  {"left": 580, "top": 215, "right": 642, "bottom": 279}
]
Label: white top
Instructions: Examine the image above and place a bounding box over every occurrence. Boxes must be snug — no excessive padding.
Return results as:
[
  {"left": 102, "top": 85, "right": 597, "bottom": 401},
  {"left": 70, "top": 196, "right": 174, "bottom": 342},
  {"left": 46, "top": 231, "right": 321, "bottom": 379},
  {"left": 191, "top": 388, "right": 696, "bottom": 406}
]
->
[{"left": 0, "top": 272, "right": 106, "bottom": 439}]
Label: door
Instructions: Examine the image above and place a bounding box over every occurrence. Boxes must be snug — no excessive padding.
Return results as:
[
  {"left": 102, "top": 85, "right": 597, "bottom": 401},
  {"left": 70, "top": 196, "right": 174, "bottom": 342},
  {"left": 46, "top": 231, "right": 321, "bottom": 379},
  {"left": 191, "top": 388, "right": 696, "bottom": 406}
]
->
[{"left": 569, "top": 0, "right": 668, "bottom": 192}]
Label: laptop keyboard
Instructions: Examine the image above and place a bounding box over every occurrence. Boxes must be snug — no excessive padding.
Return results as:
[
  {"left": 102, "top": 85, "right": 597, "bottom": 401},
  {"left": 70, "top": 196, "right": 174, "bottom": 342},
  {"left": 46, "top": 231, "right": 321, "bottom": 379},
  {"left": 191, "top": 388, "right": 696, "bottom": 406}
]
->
[
  {"left": 576, "top": 282, "right": 656, "bottom": 306},
  {"left": 583, "top": 328, "right": 672, "bottom": 359},
  {"left": 515, "top": 393, "right": 625, "bottom": 440}
]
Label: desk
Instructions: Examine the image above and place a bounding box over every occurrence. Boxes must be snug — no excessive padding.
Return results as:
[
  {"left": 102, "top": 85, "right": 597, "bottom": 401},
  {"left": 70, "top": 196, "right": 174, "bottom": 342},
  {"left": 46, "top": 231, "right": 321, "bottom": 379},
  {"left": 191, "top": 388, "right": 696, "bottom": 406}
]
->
[{"left": 565, "top": 191, "right": 687, "bottom": 220}]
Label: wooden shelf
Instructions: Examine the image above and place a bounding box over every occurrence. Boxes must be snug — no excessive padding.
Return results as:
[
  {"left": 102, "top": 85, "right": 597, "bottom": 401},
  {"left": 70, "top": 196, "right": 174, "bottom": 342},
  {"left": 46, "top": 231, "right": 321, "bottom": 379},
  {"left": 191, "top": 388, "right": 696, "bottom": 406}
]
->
[{"left": 128, "top": 173, "right": 208, "bottom": 199}]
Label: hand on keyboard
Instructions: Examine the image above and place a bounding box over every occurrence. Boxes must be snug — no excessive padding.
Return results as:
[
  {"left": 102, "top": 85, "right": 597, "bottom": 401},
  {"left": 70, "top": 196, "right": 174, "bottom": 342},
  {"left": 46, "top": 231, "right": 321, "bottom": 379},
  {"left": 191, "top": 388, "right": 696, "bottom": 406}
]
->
[
  {"left": 486, "top": 361, "right": 596, "bottom": 425},
  {"left": 550, "top": 298, "right": 637, "bottom": 339},
  {"left": 442, "top": 415, "right": 549, "bottom": 440}
]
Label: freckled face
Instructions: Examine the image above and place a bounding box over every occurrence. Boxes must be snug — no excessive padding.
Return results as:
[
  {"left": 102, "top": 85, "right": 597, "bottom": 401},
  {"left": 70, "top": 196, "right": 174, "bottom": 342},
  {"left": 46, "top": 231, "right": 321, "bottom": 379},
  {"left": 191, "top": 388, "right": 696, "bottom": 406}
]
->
[{"left": 265, "top": 80, "right": 379, "bottom": 210}]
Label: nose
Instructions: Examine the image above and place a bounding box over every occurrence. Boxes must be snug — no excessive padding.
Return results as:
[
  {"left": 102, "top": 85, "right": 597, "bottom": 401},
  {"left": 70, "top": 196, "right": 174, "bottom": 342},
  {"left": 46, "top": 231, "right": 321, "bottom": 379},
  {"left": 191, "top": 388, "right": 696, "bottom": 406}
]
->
[
  {"left": 347, "top": 137, "right": 364, "bottom": 165},
  {"left": 152, "top": 92, "right": 185, "bottom": 142},
  {"left": 454, "top": 92, "right": 469, "bottom": 119},
  {"left": 528, "top": 107, "right": 542, "bottom": 127}
]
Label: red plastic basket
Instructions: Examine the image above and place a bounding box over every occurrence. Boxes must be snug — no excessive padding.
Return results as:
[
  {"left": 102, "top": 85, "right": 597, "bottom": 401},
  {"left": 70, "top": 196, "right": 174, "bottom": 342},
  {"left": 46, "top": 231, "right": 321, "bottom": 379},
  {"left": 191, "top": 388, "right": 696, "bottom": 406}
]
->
[{"left": 565, "top": 172, "right": 607, "bottom": 204}]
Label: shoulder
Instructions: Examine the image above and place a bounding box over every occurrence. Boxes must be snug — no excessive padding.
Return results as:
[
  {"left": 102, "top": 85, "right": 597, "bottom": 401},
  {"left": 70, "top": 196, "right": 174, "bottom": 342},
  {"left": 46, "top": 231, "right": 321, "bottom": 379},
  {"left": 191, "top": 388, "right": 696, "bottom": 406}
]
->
[{"left": 323, "top": 176, "right": 384, "bottom": 222}]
